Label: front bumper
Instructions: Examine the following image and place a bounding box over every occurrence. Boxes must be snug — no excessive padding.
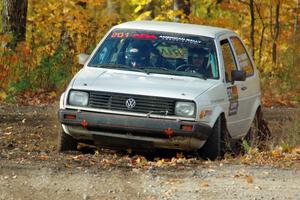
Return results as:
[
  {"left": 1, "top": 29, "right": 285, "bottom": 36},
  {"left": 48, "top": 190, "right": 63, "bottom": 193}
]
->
[{"left": 58, "top": 109, "right": 212, "bottom": 150}]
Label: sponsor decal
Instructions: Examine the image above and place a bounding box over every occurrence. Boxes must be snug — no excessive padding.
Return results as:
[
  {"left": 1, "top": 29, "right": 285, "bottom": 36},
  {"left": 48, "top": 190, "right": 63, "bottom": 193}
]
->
[
  {"left": 111, "top": 32, "right": 157, "bottom": 39},
  {"left": 159, "top": 35, "right": 202, "bottom": 44},
  {"left": 110, "top": 32, "right": 202, "bottom": 45},
  {"left": 229, "top": 101, "right": 239, "bottom": 116},
  {"left": 227, "top": 85, "right": 239, "bottom": 116},
  {"left": 111, "top": 32, "right": 129, "bottom": 38}
]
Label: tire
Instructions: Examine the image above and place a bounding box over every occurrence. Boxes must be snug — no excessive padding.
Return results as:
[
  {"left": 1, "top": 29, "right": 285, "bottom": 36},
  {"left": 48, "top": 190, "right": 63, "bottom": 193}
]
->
[
  {"left": 244, "top": 110, "right": 270, "bottom": 150},
  {"left": 57, "top": 127, "right": 78, "bottom": 152},
  {"left": 200, "top": 116, "right": 225, "bottom": 160},
  {"left": 245, "top": 112, "right": 260, "bottom": 147}
]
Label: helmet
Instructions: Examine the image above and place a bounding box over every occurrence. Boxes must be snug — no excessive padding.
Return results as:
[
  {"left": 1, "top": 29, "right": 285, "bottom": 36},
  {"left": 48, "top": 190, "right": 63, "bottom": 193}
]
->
[
  {"left": 188, "top": 48, "right": 207, "bottom": 64},
  {"left": 125, "top": 41, "right": 150, "bottom": 67}
]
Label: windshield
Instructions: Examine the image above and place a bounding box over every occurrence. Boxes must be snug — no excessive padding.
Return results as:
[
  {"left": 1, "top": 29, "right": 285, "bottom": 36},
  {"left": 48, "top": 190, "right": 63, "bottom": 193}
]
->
[{"left": 88, "top": 29, "right": 219, "bottom": 79}]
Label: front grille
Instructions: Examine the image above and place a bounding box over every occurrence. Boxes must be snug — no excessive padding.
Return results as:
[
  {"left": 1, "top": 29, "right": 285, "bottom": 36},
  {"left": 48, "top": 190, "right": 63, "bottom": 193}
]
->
[{"left": 88, "top": 91, "right": 176, "bottom": 116}]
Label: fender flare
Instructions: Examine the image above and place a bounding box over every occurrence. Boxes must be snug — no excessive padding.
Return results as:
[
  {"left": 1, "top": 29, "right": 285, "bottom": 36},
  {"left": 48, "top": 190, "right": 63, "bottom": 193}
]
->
[
  {"left": 249, "top": 97, "right": 261, "bottom": 124},
  {"left": 208, "top": 105, "right": 226, "bottom": 128}
]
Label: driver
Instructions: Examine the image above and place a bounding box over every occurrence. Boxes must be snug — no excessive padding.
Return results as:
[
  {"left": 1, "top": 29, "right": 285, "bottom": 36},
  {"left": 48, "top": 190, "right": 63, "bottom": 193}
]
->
[
  {"left": 125, "top": 41, "right": 151, "bottom": 68},
  {"left": 189, "top": 49, "right": 207, "bottom": 76}
]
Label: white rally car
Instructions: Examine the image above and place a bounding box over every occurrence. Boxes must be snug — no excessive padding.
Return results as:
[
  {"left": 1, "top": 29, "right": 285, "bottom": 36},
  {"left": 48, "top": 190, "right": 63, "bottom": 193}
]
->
[{"left": 58, "top": 21, "right": 265, "bottom": 159}]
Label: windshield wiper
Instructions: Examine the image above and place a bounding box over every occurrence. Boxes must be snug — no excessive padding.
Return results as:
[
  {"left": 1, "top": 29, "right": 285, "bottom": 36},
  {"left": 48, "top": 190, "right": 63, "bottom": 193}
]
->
[
  {"left": 144, "top": 68, "right": 207, "bottom": 80},
  {"left": 89, "top": 64, "right": 207, "bottom": 80},
  {"left": 89, "top": 64, "right": 145, "bottom": 73}
]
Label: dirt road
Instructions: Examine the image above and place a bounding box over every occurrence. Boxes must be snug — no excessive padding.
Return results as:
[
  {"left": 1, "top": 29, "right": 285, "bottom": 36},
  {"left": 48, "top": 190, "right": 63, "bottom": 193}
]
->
[{"left": 0, "top": 103, "right": 299, "bottom": 200}]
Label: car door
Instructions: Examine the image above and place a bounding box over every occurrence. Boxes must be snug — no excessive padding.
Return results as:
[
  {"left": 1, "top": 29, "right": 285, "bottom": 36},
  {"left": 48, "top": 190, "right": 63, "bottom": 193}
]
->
[
  {"left": 219, "top": 37, "right": 245, "bottom": 138},
  {"left": 229, "top": 36, "right": 261, "bottom": 135}
]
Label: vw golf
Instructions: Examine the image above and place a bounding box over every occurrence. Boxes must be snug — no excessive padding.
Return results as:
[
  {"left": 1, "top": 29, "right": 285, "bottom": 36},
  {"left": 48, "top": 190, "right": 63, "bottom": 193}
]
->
[{"left": 58, "top": 21, "right": 264, "bottom": 159}]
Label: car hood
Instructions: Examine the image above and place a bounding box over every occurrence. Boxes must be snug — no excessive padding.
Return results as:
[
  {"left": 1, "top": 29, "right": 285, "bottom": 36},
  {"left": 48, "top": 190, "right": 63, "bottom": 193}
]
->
[{"left": 71, "top": 67, "right": 217, "bottom": 100}]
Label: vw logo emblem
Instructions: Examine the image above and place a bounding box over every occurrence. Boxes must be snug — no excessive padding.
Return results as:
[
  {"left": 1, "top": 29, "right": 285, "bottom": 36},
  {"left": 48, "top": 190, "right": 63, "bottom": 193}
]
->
[{"left": 125, "top": 98, "right": 136, "bottom": 109}]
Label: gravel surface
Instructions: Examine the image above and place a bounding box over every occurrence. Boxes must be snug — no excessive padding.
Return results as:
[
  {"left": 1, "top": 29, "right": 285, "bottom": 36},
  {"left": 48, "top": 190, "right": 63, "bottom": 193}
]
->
[
  {"left": 0, "top": 103, "right": 299, "bottom": 200},
  {"left": 1, "top": 160, "right": 299, "bottom": 200}
]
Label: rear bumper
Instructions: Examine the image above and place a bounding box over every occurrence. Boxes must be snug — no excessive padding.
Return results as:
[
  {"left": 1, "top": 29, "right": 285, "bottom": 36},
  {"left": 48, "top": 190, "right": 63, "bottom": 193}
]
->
[{"left": 58, "top": 109, "right": 212, "bottom": 150}]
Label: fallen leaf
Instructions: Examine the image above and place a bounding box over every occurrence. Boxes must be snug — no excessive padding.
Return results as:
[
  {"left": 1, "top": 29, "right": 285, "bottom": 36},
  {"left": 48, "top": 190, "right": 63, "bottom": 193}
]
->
[
  {"left": 246, "top": 175, "right": 253, "bottom": 184},
  {"left": 201, "top": 182, "right": 209, "bottom": 187},
  {"left": 176, "top": 152, "right": 184, "bottom": 158},
  {"left": 272, "top": 149, "right": 282, "bottom": 159},
  {"left": 64, "top": 163, "right": 72, "bottom": 168}
]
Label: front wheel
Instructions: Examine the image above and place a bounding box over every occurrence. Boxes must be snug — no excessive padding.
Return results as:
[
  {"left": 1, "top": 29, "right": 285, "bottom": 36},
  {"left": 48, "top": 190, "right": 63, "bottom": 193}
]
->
[
  {"left": 57, "top": 127, "right": 78, "bottom": 152},
  {"left": 200, "top": 117, "right": 225, "bottom": 160}
]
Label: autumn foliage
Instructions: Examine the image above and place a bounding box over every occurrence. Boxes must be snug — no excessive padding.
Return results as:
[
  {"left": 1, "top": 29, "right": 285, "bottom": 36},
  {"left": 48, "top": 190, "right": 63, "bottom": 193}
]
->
[{"left": 0, "top": 0, "right": 299, "bottom": 105}]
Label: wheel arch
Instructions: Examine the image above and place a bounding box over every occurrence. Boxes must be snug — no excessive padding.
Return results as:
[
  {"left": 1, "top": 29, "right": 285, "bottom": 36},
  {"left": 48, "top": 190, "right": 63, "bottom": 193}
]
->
[
  {"left": 250, "top": 97, "right": 262, "bottom": 124},
  {"left": 208, "top": 106, "right": 232, "bottom": 139},
  {"left": 208, "top": 105, "right": 226, "bottom": 128}
]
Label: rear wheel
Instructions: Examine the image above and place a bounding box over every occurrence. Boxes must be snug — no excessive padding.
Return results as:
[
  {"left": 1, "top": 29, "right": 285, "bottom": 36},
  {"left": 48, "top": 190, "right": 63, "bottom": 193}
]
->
[
  {"left": 57, "top": 127, "right": 78, "bottom": 152},
  {"left": 200, "top": 116, "right": 225, "bottom": 160},
  {"left": 246, "top": 112, "right": 260, "bottom": 147},
  {"left": 244, "top": 110, "right": 270, "bottom": 150}
]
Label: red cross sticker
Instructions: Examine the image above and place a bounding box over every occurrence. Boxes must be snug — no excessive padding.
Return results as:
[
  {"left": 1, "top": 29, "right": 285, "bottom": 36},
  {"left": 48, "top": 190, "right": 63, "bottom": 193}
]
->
[
  {"left": 80, "top": 119, "right": 88, "bottom": 128},
  {"left": 164, "top": 128, "right": 174, "bottom": 137}
]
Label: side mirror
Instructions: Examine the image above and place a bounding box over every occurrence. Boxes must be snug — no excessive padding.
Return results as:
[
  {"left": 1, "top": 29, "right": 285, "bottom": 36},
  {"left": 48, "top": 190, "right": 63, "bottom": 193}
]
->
[
  {"left": 231, "top": 70, "right": 246, "bottom": 83},
  {"left": 78, "top": 53, "right": 90, "bottom": 65}
]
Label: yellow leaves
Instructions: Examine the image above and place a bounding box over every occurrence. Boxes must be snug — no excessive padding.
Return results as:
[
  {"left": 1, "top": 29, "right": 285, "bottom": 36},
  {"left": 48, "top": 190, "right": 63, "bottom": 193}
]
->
[
  {"left": 130, "top": 155, "right": 148, "bottom": 167},
  {"left": 293, "top": 147, "right": 300, "bottom": 155},
  {"left": 272, "top": 148, "right": 283, "bottom": 159},
  {"left": 63, "top": 7, "right": 71, "bottom": 14},
  {"left": 241, "top": 145, "right": 300, "bottom": 168},
  {"left": 0, "top": 91, "right": 7, "bottom": 101},
  {"left": 129, "top": 0, "right": 151, "bottom": 7},
  {"left": 84, "top": 0, "right": 105, "bottom": 7},
  {"left": 136, "top": 11, "right": 152, "bottom": 20},
  {"left": 0, "top": 34, "right": 13, "bottom": 44},
  {"left": 134, "top": 5, "right": 144, "bottom": 13}
]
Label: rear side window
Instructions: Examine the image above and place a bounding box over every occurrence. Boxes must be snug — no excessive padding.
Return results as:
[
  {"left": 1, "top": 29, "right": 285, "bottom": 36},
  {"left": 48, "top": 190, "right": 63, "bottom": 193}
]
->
[
  {"left": 220, "top": 39, "right": 237, "bottom": 83},
  {"left": 230, "top": 37, "right": 254, "bottom": 77}
]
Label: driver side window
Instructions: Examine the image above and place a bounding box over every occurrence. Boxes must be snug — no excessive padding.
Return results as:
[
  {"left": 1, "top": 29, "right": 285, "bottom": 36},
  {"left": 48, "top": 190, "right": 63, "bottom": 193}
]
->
[{"left": 220, "top": 39, "right": 238, "bottom": 82}]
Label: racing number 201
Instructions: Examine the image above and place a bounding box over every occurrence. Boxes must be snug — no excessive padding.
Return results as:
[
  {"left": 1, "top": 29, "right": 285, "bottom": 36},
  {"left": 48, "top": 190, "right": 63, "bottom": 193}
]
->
[{"left": 111, "top": 32, "right": 129, "bottom": 38}]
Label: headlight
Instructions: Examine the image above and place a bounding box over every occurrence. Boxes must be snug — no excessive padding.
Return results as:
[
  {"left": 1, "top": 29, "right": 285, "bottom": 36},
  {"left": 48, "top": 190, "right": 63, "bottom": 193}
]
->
[
  {"left": 68, "top": 91, "right": 89, "bottom": 106},
  {"left": 175, "top": 101, "right": 195, "bottom": 117}
]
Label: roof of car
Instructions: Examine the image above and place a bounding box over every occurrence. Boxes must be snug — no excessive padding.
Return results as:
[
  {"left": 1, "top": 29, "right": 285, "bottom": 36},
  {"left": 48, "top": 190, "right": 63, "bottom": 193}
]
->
[{"left": 114, "top": 21, "right": 234, "bottom": 38}]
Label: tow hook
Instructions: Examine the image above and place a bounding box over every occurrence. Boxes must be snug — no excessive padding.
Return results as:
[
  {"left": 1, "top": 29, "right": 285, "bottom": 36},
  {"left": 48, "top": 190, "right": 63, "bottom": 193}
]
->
[
  {"left": 81, "top": 119, "right": 88, "bottom": 128},
  {"left": 164, "top": 128, "right": 174, "bottom": 138}
]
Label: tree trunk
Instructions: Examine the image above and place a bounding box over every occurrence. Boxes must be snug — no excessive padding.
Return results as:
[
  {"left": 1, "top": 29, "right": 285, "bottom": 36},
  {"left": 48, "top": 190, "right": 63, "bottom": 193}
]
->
[
  {"left": 237, "top": 0, "right": 255, "bottom": 59},
  {"left": 255, "top": 1, "right": 266, "bottom": 66},
  {"left": 293, "top": 0, "right": 299, "bottom": 68},
  {"left": 2, "top": 0, "right": 28, "bottom": 47},
  {"left": 270, "top": 1, "right": 280, "bottom": 64},
  {"left": 250, "top": 0, "right": 255, "bottom": 59}
]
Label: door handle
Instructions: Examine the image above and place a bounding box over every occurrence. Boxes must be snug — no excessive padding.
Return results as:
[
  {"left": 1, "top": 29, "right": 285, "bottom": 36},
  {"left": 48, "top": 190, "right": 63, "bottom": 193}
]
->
[{"left": 241, "top": 86, "right": 247, "bottom": 91}]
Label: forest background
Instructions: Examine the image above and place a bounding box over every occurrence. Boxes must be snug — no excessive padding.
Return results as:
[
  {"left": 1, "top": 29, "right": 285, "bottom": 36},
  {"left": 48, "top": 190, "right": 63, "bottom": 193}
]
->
[{"left": 0, "top": 0, "right": 299, "bottom": 106}]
